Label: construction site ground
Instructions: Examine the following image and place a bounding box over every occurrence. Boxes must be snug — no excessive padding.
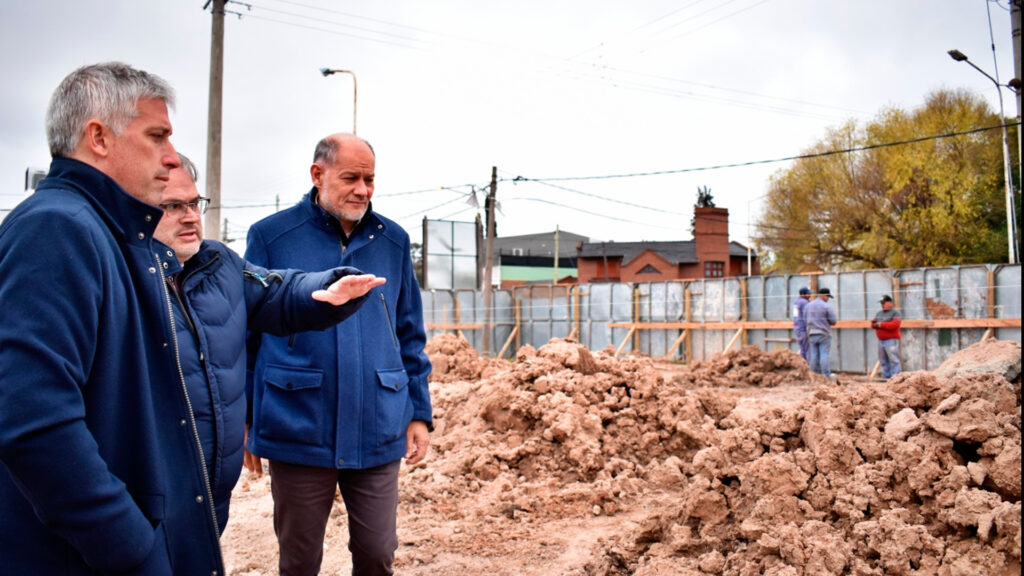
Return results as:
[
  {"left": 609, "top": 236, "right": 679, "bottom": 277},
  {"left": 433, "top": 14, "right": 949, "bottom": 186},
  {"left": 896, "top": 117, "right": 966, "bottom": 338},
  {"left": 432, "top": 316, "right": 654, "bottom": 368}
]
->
[{"left": 223, "top": 335, "right": 1022, "bottom": 575}]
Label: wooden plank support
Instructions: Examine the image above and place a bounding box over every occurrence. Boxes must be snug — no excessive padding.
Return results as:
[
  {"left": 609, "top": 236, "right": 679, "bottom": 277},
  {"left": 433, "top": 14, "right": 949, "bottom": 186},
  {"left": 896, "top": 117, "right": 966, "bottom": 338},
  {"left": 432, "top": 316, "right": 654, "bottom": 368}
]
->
[
  {"left": 498, "top": 326, "right": 521, "bottom": 359},
  {"left": 740, "top": 278, "right": 748, "bottom": 347},
  {"left": 684, "top": 289, "right": 692, "bottom": 363},
  {"left": 664, "top": 329, "right": 690, "bottom": 360},
  {"left": 725, "top": 327, "right": 745, "bottom": 351},
  {"left": 870, "top": 361, "right": 881, "bottom": 378},
  {"left": 455, "top": 300, "right": 465, "bottom": 341},
  {"left": 426, "top": 323, "right": 483, "bottom": 330},
  {"left": 615, "top": 326, "right": 637, "bottom": 357}
]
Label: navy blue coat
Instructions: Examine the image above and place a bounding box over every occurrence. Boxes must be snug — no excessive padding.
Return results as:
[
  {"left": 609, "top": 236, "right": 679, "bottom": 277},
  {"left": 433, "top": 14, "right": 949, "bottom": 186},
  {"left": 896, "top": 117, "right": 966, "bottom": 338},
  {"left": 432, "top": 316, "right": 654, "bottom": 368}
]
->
[
  {"left": 167, "top": 239, "right": 366, "bottom": 532},
  {"left": 0, "top": 159, "right": 365, "bottom": 575},
  {"left": 245, "top": 191, "right": 432, "bottom": 471}
]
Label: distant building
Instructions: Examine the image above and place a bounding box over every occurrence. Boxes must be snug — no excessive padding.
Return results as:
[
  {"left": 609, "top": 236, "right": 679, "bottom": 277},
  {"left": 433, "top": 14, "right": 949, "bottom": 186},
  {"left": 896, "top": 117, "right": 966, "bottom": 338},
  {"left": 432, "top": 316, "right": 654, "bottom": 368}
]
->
[
  {"left": 576, "top": 206, "right": 758, "bottom": 283},
  {"left": 492, "top": 230, "right": 587, "bottom": 288}
]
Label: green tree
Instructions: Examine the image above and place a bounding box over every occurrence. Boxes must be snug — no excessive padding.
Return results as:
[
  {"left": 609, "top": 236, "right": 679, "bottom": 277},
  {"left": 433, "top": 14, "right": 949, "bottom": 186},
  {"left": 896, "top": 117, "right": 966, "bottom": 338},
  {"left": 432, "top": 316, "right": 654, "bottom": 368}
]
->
[{"left": 755, "top": 89, "right": 1012, "bottom": 271}]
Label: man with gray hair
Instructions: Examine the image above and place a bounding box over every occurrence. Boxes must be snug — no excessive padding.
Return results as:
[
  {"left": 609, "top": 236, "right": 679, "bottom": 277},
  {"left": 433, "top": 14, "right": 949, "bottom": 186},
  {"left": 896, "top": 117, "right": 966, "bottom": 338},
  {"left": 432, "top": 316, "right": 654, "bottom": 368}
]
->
[{"left": 0, "top": 64, "right": 380, "bottom": 575}]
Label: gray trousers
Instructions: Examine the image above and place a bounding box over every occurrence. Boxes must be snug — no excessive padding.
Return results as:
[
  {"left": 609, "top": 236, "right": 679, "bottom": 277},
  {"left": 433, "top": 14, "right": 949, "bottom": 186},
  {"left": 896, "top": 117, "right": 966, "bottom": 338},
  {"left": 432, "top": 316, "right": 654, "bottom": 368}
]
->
[{"left": 269, "top": 459, "right": 401, "bottom": 576}]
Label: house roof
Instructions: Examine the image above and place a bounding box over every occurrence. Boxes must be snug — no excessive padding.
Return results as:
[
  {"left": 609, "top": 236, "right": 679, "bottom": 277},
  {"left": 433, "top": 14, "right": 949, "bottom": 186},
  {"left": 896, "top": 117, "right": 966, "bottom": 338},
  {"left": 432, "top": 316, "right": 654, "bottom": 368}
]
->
[
  {"left": 578, "top": 240, "right": 753, "bottom": 264},
  {"left": 493, "top": 230, "right": 588, "bottom": 258}
]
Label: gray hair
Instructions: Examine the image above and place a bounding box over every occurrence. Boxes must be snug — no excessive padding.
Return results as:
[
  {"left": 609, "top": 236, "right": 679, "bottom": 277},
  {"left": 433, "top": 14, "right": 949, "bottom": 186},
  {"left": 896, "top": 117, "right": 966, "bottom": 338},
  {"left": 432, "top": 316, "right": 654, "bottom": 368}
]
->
[
  {"left": 312, "top": 134, "right": 374, "bottom": 165},
  {"left": 46, "top": 62, "right": 176, "bottom": 157},
  {"left": 177, "top": 152, "right": 200, "bottom": 183}
]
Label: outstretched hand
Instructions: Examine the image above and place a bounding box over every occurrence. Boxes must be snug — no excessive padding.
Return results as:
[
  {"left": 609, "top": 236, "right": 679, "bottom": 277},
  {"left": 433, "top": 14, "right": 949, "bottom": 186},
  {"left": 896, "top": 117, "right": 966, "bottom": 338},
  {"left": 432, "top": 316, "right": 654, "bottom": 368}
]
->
[{"left": 312, "top": 274, "right": 386, "bottom": 305}]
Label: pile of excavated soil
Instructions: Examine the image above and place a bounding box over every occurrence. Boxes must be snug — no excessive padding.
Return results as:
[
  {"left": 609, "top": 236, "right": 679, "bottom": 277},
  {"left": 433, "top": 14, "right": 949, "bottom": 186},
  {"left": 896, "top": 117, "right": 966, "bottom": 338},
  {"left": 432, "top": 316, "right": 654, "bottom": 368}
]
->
[
  {"left": 425, "top": 332, "right": 505, "bottom": 383},
  {"left": 671, "top": 345, "right": 818, "bottom": 389},
  {"left": 222, "top": 336, "right": 1021, "bottom": 575}
]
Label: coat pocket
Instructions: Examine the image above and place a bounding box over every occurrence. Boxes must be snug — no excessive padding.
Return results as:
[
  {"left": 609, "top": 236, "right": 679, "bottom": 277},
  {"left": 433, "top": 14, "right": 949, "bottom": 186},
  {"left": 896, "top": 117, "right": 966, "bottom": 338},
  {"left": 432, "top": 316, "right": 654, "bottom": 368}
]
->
[
  {"left": 375, "top": 368, "right": 412, "bottom": 445},
  {"left": 258, "top": 364, "right": 324, "bottom": 445}
]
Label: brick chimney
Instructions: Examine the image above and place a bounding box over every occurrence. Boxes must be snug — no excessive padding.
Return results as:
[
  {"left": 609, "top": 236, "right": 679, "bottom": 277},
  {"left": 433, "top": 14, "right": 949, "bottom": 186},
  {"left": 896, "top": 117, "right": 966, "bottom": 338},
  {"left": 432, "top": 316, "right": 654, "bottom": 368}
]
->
[{"left": 693, "top": 206, "right": 730, "bottom": 268}]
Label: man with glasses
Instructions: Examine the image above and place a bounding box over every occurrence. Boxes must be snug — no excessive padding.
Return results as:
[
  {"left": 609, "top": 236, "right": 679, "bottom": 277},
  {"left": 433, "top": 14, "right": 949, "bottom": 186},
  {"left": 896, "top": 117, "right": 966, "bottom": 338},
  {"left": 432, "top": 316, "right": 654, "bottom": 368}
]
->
[{"left": 153, "top": 152, "right": 385, "bottom": 537}]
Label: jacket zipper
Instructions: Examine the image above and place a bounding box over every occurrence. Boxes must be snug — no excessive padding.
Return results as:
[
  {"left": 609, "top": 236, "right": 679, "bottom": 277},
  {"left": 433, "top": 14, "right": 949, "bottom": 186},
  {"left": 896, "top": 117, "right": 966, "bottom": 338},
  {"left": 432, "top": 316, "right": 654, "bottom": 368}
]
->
[
  {"left": 175, "top": 253, "right": 222, "bottom": 374},
  {"left": 380, "top": 292, "right": 398, "bottom": 348},
  {"left": 155, "top": 253, "right": 224, "bottom": 569}
]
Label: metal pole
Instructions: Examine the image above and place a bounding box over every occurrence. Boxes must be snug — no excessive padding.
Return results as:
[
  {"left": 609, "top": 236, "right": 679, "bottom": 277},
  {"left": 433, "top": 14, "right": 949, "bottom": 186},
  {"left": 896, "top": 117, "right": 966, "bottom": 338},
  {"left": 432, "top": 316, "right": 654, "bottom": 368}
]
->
[
  {"left": 949, "top": 49, "right": 1019, "bottom": 263},
  {"left": 319, "top": 68, "right": 358, "bottom": 134}
]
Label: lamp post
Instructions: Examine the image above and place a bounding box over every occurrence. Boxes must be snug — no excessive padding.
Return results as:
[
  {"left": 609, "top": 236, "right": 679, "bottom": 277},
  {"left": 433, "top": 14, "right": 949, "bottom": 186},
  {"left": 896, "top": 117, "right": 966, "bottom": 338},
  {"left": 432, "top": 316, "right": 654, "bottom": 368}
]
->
[
  {"left": 947, "top": 49, "right": 1019, "bottom": 264},
  {"left": 319, "top": 67, "right": 358, "bottom": 135}
]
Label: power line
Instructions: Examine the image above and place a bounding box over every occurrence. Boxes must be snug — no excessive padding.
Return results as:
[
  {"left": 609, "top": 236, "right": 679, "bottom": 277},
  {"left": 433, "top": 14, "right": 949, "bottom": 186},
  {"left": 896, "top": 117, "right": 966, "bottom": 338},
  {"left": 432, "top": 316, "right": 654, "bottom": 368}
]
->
[
  {"left": 501, "top": 196, "right": 679, "bottom": 230},
  {"left": 505, "top": 174, "right": 688, "bottom": 217},
  {"left": 519, "top": 121, "right": 1021, "bottom": 183},
  {"left": 242, "top": 1, "right": 859, "bottom": 122}
]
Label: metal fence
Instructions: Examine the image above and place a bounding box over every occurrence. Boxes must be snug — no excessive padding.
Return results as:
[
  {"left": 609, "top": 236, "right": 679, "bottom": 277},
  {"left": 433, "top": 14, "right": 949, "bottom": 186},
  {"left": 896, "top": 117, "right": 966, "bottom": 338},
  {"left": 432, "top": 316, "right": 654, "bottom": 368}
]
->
[{"left": 421, "top": 263, "right": 1021, "bottom": 374}]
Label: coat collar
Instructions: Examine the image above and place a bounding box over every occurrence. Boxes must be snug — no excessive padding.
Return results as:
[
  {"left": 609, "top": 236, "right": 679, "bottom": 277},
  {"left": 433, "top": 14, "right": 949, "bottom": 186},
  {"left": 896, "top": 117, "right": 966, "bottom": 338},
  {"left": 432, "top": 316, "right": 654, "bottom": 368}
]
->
[{"left": 43, "top": 156, "right": 165, "bottom": 246}]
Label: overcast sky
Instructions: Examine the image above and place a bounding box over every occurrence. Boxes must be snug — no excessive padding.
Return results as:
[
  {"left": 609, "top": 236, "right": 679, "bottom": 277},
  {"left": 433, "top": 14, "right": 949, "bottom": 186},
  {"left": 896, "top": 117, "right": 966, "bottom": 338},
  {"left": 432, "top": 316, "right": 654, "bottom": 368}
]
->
[{"left": 0, "top": 1, "right": 1018, "bottom": 250}]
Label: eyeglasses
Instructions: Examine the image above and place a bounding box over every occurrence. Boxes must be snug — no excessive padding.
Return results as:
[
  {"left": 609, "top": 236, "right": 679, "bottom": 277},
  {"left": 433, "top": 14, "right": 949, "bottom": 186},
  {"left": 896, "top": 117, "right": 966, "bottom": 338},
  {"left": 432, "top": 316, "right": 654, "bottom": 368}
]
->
[{"left": 159, "top": 197, "right": 210, "bottom": 216}]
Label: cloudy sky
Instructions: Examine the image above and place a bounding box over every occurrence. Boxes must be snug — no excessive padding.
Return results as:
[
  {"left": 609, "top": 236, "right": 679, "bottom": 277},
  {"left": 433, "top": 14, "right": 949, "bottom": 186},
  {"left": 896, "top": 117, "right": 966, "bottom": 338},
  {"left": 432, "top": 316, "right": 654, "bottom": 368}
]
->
[{"left": 0, "top": 1, "right": 1018, "bottom": 250}]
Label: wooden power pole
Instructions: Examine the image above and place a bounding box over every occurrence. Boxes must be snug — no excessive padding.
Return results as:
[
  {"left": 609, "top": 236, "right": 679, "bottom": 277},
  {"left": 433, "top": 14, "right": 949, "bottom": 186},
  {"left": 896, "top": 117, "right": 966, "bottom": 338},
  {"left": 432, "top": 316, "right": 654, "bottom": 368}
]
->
[{"left": 204, "top": 0, "right": 225, "bottom": 242}]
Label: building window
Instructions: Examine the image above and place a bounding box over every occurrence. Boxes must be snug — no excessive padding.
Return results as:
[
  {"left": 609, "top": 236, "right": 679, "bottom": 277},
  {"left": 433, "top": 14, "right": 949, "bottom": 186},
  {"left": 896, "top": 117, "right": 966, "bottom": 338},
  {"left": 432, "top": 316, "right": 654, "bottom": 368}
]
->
[
  {"left": 638, "top": 264, "right": 660, "bottom": 275},
  {"left": 704, "top": 261, "right": 724, "bottom": 277},
  {"left": 512, "top": 248, "right": 524, "bottom": 256}
]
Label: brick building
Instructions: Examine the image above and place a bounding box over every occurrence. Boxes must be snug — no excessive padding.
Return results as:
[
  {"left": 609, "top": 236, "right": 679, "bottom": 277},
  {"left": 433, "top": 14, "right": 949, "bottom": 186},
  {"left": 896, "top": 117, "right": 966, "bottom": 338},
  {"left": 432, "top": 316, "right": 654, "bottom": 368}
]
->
[{"left": 576, "top": 206, "right": 758, "bottom": 282}]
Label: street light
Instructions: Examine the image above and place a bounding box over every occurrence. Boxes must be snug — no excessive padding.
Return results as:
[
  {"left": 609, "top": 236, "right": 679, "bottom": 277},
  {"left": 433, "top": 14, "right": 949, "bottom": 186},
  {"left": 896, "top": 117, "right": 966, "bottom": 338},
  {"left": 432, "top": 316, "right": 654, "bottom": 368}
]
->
[
  {"left": 947, "top": 49, "right": 1019, "bottom": 264},
  {"left": 319, "top": 67, "right": 358, "bottom": 135}
]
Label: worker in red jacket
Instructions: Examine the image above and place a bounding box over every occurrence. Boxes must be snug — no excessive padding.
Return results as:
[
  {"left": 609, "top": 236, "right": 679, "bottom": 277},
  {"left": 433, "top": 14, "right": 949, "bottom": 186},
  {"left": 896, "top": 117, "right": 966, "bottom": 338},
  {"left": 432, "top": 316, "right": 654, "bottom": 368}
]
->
[{"left": 870, "top": 295, "right": 902, "bottom": 378}]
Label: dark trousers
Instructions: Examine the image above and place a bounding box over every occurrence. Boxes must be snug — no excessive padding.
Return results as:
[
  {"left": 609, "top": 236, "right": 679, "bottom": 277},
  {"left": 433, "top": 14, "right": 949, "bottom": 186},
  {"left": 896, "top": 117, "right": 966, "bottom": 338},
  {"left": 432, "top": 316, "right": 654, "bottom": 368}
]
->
[{"left": 269, "top": 459, "right": 401, "bottom": 576}]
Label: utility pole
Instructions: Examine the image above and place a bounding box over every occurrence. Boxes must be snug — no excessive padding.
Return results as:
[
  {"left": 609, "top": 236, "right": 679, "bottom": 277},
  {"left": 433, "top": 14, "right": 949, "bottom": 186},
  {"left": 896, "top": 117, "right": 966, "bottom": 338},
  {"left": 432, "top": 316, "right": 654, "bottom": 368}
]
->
[
  {"left": 204, "top": 0, "right": 225, "bottom": 242},
  {"left": 481, "top": 167, "right": 497, "bottom": 356}
]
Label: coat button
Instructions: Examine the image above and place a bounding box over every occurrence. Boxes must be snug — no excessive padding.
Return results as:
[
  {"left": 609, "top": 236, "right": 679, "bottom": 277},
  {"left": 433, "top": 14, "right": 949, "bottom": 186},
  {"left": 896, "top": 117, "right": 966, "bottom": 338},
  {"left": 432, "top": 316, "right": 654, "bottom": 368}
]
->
[
  {"left": 369, "top": 235, "right": 375, "bottom": 240},
  {"left": 196, "top": 495, "right": 204, "bottom": 503},
  {"left": 377, "top": 224, "right": 383, "bottom": 230},
  {"left": 148, "top": 267, "right": 156, "bottom": 274},
  {"left": 145, "top": 214, "right": 152, "bottom": 222},
  {"left": 338, "top": 459, "right": 344, "bottom": 466},
  {"left": 138, "top": 232, "right": 145, "bottom": 240},
  {"left": 180, "top": 419, "right": 187, "bottom": 427}
]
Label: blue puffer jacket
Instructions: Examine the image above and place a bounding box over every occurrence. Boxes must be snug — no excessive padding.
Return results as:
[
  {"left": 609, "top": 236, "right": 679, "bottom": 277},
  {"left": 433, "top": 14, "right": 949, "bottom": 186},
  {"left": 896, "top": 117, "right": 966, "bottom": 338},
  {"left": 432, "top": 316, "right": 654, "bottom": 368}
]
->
[
  {"left": 245, "top": 191, "right": 432, "bottom": 470},
  {"left": 0, "top": 159, "right": 366, "bottom": 575},
  {"left": 166, "top": 239, "right": 368, "bottom": 531}
]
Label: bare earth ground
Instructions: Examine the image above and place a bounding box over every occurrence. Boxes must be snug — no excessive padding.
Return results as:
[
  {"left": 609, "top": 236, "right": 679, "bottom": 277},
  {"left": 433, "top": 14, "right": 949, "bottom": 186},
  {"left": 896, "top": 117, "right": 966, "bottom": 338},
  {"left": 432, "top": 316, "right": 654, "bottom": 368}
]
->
[{"left": 222, "top": 336, "right": 1022, "bottom": 576}]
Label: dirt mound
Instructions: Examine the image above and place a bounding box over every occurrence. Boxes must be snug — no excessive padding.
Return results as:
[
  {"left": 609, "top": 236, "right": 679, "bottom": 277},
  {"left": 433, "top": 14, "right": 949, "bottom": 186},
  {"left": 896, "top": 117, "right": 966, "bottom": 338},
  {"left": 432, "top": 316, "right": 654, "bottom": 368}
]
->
[
  {"left": 579, "top": 339, "right": 1021, "bottom": 575},
  {"left": 426, "top": 332, "right": 504, "bottom": 383},
  {"left": 671, "top": 345, "right": 816, "bottom": 388},
  {"left": 406, "top": 337, "right": 1021, "bottom": 575},
  {"left": 222, "top": 336, "right": 1021, "bottom": 575}
]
